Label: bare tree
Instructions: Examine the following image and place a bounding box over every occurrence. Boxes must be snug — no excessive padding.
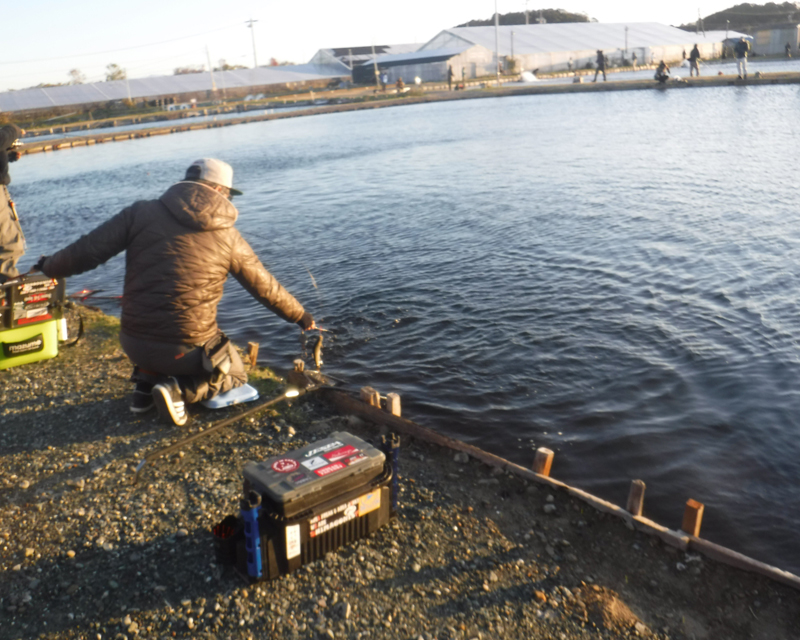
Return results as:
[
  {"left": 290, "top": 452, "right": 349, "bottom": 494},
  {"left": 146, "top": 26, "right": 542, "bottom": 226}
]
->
[
  {"left": 68, "top": 69, "right": 86, "bottom": 85},
  {"left": 105, "top": 63, "right": 127, "bottom": 81}
]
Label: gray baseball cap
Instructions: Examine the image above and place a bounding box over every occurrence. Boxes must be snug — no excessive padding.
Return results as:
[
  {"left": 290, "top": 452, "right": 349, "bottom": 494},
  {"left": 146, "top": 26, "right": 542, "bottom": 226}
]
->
[{"left": 185, "top": 158, "right": 243, "bottom": 195}]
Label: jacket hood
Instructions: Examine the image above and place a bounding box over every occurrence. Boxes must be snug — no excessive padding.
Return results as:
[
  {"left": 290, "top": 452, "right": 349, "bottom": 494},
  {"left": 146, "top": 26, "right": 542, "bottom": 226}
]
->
[{"left": 160, "top": 181, "right": 239, "bottom": 231}]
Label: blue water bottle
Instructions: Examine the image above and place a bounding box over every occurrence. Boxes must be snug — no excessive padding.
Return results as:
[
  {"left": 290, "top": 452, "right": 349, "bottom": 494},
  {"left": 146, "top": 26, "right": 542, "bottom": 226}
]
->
[{"left": 240, "top": 491, "right": 263, "bottom": 579}]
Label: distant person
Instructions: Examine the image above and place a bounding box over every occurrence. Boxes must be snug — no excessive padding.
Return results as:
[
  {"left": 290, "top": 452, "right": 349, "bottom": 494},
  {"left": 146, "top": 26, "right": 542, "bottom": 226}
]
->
[
  {"left": 631, "top": 51, "right": 638, "bottom": 70},
  {"left": 0, "top": 123, "right": 26, "bottom": 282},
  {"left": 396, "top": 77, "right": 405, "bottom": 91},
  {"left": 734, "top": 36, "right": 751, "bottom": 79},
  {"left": 682, "top": 49, "right": 687, "bottom": 61},
  {"left": 568, "top": 56, "right": 573, "bottom": 72},
  {"left": 654, "top": 60, "right": 670, "bottom": 84},
  {"left": 786, "top": 42, "right": 792, "bottom": 58},
  {"left": 689, "top": 44, "right": 701, "bottom": 77},
  {"left": 593, "top": 50, "right": 606, "bottom": 82},
  {"left": 380, "top": 72, "right": 388, "bottom": 93},
  {"left": 447, "top": 65, "right": 454, "bottom": 90}
]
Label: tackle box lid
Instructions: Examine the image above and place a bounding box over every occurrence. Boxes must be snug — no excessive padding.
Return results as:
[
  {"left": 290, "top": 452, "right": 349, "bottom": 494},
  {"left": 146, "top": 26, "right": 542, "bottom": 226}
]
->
[{"left": 243, "top": 431, "right": 385, "bottom": 516}]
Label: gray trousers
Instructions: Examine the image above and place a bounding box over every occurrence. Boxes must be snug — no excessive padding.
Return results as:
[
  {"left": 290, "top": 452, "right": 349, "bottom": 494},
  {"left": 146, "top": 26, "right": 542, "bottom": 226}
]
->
[
  {"left": 0, "top": 186, "right": 25, "bottom": 278},
  {"left": 120, "top": 331, "right": 246, "bottom": 404}
]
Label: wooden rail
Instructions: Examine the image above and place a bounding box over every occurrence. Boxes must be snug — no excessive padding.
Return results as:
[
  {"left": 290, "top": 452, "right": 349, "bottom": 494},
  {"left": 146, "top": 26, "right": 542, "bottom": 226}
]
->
[{"left": 319, "top": 386, "right": 800, "bottom": 592}]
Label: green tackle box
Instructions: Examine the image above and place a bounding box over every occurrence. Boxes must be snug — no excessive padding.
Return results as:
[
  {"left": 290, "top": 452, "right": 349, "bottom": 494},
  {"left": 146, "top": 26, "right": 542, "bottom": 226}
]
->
[{"left": 0, "top": 319, "right": 59, "bottom": 370}]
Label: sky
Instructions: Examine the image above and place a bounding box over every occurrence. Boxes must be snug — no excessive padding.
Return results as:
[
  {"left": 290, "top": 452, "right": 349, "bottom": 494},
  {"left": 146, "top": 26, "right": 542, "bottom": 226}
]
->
[{"left": 0, "top": 0, "right": 743, "bottom": 92}]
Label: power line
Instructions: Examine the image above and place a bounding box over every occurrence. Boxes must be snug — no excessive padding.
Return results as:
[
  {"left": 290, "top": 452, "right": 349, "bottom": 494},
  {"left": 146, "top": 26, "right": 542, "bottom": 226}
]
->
[{"left": 0, "top": 23, "right": 242, "bottom": 66}]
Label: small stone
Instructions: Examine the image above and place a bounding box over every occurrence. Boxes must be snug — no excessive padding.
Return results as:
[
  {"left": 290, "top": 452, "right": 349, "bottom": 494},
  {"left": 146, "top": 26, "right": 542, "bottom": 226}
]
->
[
  {"left": 19, "top": 480, "right": 30, "bottom": 489},
  {"left": 488, "top": 571, "right": 498, "bottom": 583},
  {"left": 676, "top": 562, "right": 687, "bottom": 572},
  {"left": 24, "top": 548, "right": 34, "bottom": 557},
  {"left": 176, "top": 529, "right": 189, "bottom": 538},
  {"left": 634, "top": 621, "right": 647, "bottom": 633},
  {"left": 123, "top": 615, "right": 132, "bottom": 626},
  {"left": 187, "top": 617, "right": 195, "bottom": 630},
  {"left": 534, "top": 590, "right": 547, "bottom": 604},
  {"left": 287, "top": 427, "right": 296, "bottom": 436},
  {"left": 543, "top": 504, "right": 557, "bottom": 515},
  {"left": 109, "top": 580, "right": 119, "bottom": 589},
  {"left": 453, "top": 452, "right": 469, "bottom": 464},
  {"left": 412, "top": 563, "right": 421, "bottom": 573},
  {"left": 127, "top": 622, "right": 138, "bottom": 634},
  {"left": 67, "top": 550, "right": 76, "bottom": 558},
  {"left": 545, "top": 494, "right": 554, "bottom": 503}
]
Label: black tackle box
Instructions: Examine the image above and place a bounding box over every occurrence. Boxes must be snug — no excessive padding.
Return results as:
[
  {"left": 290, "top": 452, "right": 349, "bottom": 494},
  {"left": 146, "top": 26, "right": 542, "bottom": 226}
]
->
[
  {"left": 1, "top": 273, "right": 65, "bottom": 330},
  {"left": 214, "top": 431, "right": 398, "bottom": 582}
]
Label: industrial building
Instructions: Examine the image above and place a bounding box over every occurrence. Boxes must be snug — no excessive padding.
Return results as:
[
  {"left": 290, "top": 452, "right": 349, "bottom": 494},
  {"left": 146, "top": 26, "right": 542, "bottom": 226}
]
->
[
  {"left": 363, "top": 23, "right": 749, "bottom": 84},
  {"left": 309, "top": 43, "right": 419, "bottom": 82},
  {"left": 0, "top": 63, "right": 349, "bottom": 117},
  {"left": 749, "top": 23, "right": 800, "bottom": 55}
]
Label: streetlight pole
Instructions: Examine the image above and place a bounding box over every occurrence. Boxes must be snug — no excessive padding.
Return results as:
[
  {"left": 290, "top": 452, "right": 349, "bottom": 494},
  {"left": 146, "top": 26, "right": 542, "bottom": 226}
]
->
[
  {"left": 495, "top": 0, "right": 500, "bottom": 85},
  {"left": 246, "top": 18, "right": 259, "bottom": 68}
]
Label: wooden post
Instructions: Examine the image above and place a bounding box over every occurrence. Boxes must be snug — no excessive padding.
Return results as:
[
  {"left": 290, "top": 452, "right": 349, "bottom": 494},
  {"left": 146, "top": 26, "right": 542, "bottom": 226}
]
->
[
  {"left": 384, "top": 393, "right": 401, "bottom": 417},
  {"left": 531, "top": 448, "right": 554, "bottom": 477},
  {"left": 681, "top": 499, "right": 705, "bottom": 537},
  {"left": 246, "top": 342, "right": 259, "bottom": 368},
  {"left": 360, "top": 386, "right": 381, "bottom": 407},
  {"left": 626, "top": 480, "right": 646, "bottom": 517}
]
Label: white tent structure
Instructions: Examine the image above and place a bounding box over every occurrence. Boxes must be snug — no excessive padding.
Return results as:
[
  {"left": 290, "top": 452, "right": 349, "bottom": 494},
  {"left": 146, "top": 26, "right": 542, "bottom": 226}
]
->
[
  {"left": 0, "top": 63, "right": 349, "bottom": 115},
  {"left": 405, "top": 23, "right": 748, "bottom": 80}
]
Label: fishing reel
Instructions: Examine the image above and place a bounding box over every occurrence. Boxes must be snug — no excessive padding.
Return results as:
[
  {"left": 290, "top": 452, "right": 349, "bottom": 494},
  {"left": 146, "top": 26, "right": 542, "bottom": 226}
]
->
[{"left": 7, "top": 139, "right": 21, "bottom": 162}]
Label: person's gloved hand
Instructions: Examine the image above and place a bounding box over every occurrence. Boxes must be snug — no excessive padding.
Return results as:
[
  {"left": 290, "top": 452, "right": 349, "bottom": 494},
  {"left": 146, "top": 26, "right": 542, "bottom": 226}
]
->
[
  {"left": 297, "top": 311, "right": 315, "bottom": 331},
  {"left": 32, "top": 255, "right": 48, "bottom": 272}
]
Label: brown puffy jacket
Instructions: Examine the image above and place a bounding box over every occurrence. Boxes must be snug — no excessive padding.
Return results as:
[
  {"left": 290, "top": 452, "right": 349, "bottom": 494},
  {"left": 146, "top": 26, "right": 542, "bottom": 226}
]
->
[{"left": 42, "top": 181, "right": 306, "bottom": 345}]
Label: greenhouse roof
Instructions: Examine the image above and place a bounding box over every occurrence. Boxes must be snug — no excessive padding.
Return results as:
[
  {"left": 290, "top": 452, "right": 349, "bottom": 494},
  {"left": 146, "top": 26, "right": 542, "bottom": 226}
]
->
[
  {"left": 0, "top": 63, "right": 348, "bottom": 113},
  {"left": 423, "top": 23, "right": 750, "bottom": 55}
]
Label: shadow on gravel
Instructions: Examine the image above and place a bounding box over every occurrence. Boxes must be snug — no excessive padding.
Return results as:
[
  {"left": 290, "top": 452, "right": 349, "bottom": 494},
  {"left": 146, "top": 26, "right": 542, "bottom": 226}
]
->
[{"left": 2, "top": 525, "right": 244, "bottom": 639}]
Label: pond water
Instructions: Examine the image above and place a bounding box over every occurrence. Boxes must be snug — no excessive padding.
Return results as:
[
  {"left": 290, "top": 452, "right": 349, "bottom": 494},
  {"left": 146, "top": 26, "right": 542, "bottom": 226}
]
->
[{"left": 11, "top": 82, "right": 800, "bottom": 573}]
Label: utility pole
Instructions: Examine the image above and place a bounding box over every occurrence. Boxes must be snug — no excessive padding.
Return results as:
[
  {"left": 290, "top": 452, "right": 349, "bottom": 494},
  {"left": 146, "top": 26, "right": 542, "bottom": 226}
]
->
[
  {"left": 206, "top": 46, "right": 216, "bottom": 92},
  {"left": 625, "top": 26, "right": 628, "bottom": 55},
  {"left": 495, "top": 0, "right": 500, "bottom": 85},
  {"left": 246, "top": 18, "right": 259, "bottom": 68},
  {"left": 525, "top": 0, "right": 529, "bottom": 25},
  {"left": 511, "top": 30, "right": 515, "bottom": 59}
]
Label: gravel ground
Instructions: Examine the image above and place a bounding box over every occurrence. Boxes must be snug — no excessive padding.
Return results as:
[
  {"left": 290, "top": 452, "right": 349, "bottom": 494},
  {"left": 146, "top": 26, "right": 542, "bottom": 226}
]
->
[{"left": 1, "top": 307, "right": 799, "bottom": 640}]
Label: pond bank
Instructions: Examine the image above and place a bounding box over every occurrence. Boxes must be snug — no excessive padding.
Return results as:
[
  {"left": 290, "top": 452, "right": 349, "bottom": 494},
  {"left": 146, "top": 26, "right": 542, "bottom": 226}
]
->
[
  {"left": 16, "top": 71, "right": 800, "bottom": 157},
  {"left": 0, "top": 307, "right": 798, "bottom": 639}
]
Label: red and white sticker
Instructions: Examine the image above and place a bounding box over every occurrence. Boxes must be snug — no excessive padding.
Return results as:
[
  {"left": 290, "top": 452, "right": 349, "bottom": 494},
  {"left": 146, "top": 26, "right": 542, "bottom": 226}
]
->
[
  {"left": 271, "top": 458, "right": 299, "bottom": 473},
  {"left": 323, "top": 444, "right": 359, "bottom": 462},
  {"left": 344, "top": 453, "right": 367, "bottom": 466},
  {"left": 315, "top": 461, "right": 347, "bottom": 477}
]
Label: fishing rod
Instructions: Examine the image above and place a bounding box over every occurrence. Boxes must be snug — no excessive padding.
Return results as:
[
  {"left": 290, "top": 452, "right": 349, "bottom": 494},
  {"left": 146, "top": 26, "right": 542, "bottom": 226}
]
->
[{"left": 132, "top": 383, "right": 320, "bottom": 485}]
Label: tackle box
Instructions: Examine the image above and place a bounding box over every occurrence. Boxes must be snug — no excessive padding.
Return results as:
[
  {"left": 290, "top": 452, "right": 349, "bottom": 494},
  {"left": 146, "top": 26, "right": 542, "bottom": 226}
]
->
[
  {"left": 0, "top": 274, "right": 66, "bottom": 370},
  {"left": 1, "top": 274, "right": 65, "bottom": 330},
  {"left": 214, "top": 431, "right": 398, "bottom": 582},
  {"left": 0, "top": 319, "right": 59, "bottom": 371}
]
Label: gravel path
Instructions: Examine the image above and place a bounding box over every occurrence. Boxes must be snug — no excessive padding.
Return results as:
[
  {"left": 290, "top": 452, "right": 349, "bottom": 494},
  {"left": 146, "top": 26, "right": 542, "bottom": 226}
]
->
[{"left": 1, "top": 307, "right": 799, "bottom": 639}]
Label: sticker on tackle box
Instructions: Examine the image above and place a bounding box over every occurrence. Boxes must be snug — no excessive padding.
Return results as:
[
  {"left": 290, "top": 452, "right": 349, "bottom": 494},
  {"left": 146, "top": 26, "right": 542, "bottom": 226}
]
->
[
  {"left": 323, "top": 444, "right": 359, "bottom": 462},
  {"left": 271, "top": 458, "right": 299, "bottom": 473},
  {"left": 286, "top": 524, "right": 301, "bottom": 559},
  {"left": 308, "top": 490, "right": 382, "bottom": 538}
]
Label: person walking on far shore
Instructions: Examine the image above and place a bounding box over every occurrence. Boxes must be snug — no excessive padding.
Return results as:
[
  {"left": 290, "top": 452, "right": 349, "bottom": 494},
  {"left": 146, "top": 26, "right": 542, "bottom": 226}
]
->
[
  {"left": 593, "top": 50, "right": 606, "bottom": 82},
  {"left": 689, "top": 44, "right": 701, "bottom": 77},
  {"left": 734, "top": 36, "right": 750, "bottom": 79}
]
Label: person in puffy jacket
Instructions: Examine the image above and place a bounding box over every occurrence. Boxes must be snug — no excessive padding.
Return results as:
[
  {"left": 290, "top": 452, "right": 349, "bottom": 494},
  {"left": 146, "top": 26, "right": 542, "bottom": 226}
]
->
[
  {"left": 37, "top": 158, "right": 315, "bottom": 425},
  {"left": 0, "top": 123, "right": 26, "bottom": 281}
]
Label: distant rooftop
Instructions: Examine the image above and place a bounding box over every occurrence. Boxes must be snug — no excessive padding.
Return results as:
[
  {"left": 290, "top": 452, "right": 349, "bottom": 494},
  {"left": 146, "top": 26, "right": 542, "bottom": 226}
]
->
[
  {"left": 0, "top": 63, "right": 349, "bottom": 113},
  {"left": 422, "top": 23, "right": 750, "bottom": 55}
]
